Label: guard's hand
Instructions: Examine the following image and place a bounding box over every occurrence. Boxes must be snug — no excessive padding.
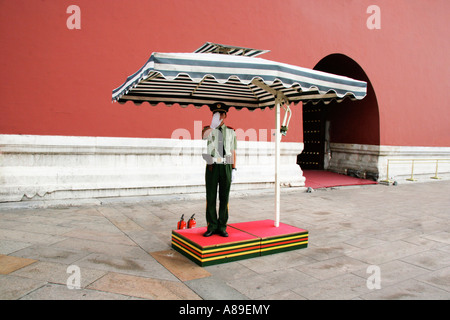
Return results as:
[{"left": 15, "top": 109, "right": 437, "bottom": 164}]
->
[
  {"left": 232, "top": 168, "right": 237, "bottom": 182},
  {"left": 210, "top": 112, "right": 221, "bottom": 129}
]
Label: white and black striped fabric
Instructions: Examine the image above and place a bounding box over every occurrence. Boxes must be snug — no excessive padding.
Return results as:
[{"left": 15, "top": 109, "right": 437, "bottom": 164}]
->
[
  {"left": 112, "top": 50, "right": 367, "bottom": 110},
  {"left": 194, "top": 42, "right": 270, "bottom": 57}
]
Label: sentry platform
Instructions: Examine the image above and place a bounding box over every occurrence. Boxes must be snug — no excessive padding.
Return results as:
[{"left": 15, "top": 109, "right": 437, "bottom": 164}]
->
[
  {"left": 171, "top": 219, "right": 308, "bottom": 266},
  {"left": 228, "top": 220, "right": 309, "bottom": 256}
]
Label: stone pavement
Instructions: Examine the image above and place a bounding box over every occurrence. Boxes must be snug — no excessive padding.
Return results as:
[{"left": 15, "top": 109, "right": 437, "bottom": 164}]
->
[{"left": 0, "top": 180, "right": 449, "bottom": 300}]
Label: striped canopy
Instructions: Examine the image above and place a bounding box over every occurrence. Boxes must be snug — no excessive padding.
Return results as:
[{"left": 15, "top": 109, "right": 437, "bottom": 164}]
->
[
  {"left": 194, "top": 42, "right": 270, "bottom": 57},
  {"left": 112, "top": 44, "right": 367, "bottom": 110}
]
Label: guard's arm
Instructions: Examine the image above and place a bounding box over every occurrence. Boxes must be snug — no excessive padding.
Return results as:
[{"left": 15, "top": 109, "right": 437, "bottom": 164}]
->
[{"left": 202, "top": 126, "right": 213, "bottom": 139}]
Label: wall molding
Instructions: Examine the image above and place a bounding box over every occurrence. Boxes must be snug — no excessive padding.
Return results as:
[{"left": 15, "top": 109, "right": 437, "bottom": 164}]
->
[{"left": 0, "top": 134, "right": 304, "bottom": 203}]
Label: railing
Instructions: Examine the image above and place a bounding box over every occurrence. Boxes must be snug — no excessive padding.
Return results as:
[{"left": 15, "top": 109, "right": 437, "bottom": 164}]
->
[{"left": 381, "top": 159, "right": 450, "bottom": 184}]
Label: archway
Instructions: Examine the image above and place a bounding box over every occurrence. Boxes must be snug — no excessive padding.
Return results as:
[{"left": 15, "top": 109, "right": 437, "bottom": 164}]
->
[{"left": 298, "top": 54, "right": 380, "bottom": 178}]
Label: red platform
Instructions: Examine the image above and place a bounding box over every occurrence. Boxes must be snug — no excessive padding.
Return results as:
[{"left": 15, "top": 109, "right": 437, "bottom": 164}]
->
[
  {"left": 229, "top": 220, "right": 308, "bottom": 256},
  {"left": 172, "top": 219, "right": 308, "bottom": 266}
]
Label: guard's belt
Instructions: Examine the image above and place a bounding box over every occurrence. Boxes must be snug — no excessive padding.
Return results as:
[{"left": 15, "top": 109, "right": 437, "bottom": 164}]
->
[{"left": 202, "top": 154, "right": 232, "bottom": 165}]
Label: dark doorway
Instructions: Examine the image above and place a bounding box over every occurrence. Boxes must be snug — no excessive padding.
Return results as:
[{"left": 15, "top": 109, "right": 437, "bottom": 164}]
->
[
  {"left": 297, "top": 54, "right": 380, "bottom": 172},
  {"left": 297, "top": 101, "right": 327, "bottom": 170}
]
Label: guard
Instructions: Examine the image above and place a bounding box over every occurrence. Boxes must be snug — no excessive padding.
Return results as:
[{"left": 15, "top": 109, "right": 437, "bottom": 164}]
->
[{"left": 201, "top": 103, "right": 237, "bottom": 237}]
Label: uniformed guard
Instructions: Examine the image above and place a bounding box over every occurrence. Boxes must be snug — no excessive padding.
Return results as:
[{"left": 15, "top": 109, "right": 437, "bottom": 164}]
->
[{"left": 201, "top": 103, "right": 237, "bottom": 237}]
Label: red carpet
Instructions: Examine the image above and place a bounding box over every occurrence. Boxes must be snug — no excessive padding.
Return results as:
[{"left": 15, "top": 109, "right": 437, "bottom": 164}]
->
[{"left": 303, "top": 170, "right": 377, "bottom": 189}]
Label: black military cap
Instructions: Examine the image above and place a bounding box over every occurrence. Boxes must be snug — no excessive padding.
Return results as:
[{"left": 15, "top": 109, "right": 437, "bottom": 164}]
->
[{"left": 209, "top": 102, "right": 229, "bottom": 114}]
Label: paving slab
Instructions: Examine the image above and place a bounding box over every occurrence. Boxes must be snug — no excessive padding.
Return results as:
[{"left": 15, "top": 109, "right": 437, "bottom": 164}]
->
[
  {"left": 88, "top": 272, "right": 201, "bottom": 300},
  {"left": 259, "top": 289, "right": 307, "bottom": 300},
  {"left": 20, "top": 283, "right": 138, "bottom": 300},
  {"left": 0, "top": 254, "right": 37, "bottom": 274},
  {"left": 345, "top": 240, "right": 428, "bottom": 265},
  {"left": 0, "top": 274, "right": 46, "bottom": 299},
  {"left": 352, "top": 260, "right": 429, "bottom": 288},
  {"left": 400, "top": 249, "right": 450, "bottom": 271},
  {"left": 225, "top": 273, "right": 288, "bottom": 299},
  {"left": 12, "top": 245, "right": 90, "bottom": 265},
  {"left": 96, "top": 206, "right": 145, "bottom": 232},
  {"left": 184, "top": 276, "right": 249, "bottom": 300},
  {"left": 51, "top": 237, "right": 150, "bottom": 260},
  {"left": 150, "top": 249, "right": 211, "bottom": 282},
  {"left": 62, "top": 229, "right": 136, "bottom": 246},
  {"left": 422, "top": 232, "right": 450, "bottom": 245},
  {"left": 0, "top": 180, "right": 449, "bottom": 300},
  {"left": 414, "top": 266, "right": 450, "bottom": 292},
  {"left": 238, "top": 250, "right": 315, "bottom": 273},
  {"left": 75, "top": 253, "right": 177, "bottom": 281},
  {"left": 292, "top": 273, "right": 369, "bottom": 300},
  {"left": 360, "top": 278, "right": 449, "bottom": 300},
  {"left": 125, "top": 230, "right": 172, "bottom": 252},
  {"left": 296, "top": 255, "right": 368, "bottom": 280},
  {"left": 0, "top": 239, "right": 31, "bottom": 255},
  {"left": 11, "top": 260, "right": 106, "bottom": 287},
  {"left": 0, "top": 228, "right": 63, "bottom": 245}
]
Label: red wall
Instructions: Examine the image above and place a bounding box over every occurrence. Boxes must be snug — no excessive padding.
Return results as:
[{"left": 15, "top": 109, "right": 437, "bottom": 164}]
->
[{"left": 1, "top": 0, "right": 449, "bottom": 146}]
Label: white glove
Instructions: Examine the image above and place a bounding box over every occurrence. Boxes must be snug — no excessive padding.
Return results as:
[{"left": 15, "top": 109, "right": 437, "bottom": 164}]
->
[
  {"left": 231, "top": 168, "right": 237, "bottom": 182},
  {"left": 210, "top": 112, "right": 221, "bottom": 129}
]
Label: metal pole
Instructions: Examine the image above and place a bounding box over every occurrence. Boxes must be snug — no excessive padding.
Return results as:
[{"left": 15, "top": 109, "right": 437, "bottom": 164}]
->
[
  {"left": 275, "top": 95, "right": 281, "bottom": 227},
  {"left": 381, "top": 159, "right": 391, "bottom": 184},
  {"left": 431, "top": 159, "right": 441, "bottom": 179},
  {"left": 406, "top": 160, "right": 417, "bottom": 181},
  {"left": 386, "top": 159, "right": 390, "bottom": 182}
]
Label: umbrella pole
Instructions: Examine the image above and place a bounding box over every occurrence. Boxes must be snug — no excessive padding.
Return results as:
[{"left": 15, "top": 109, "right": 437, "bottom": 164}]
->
[{"left": 275, "top": 95, "right": 282, "bottom": 227}]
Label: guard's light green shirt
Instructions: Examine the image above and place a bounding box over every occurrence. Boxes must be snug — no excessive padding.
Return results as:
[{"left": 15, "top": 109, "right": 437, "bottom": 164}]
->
[{"left": 206, "top": 124, "right": 237, "bottom": 158}]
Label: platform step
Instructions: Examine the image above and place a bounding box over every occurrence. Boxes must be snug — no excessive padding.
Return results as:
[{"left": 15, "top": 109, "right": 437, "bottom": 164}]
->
[{"left": 171, "top": 219, "right": 308, "bottom": 266}]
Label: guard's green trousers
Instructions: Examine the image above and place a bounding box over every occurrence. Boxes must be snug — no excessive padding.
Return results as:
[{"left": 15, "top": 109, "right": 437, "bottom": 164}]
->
[{"left": 205, "top": 163, "right": 232, "bottom": 233}]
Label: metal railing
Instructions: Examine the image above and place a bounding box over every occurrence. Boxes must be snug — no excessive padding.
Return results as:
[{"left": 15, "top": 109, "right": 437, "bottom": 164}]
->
[{"left": 381, "top": 158, "right": 450, "bottom": 184}]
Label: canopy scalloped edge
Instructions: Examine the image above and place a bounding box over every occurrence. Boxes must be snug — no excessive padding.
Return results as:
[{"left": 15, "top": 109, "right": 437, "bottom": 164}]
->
[{"left": 112, "top": 52, "right": 367, "bottom": 109}]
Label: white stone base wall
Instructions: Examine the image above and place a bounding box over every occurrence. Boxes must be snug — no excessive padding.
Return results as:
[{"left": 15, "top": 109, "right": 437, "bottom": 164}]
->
[
  {"left": 3, "top": 135, "right": 448, "bottom": 204},
  {"left": 0, "top": 134, "right": 305, "bottom": 203},
  {"left": 328, "top": 143, "right": 450, "bottom": 181}
]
